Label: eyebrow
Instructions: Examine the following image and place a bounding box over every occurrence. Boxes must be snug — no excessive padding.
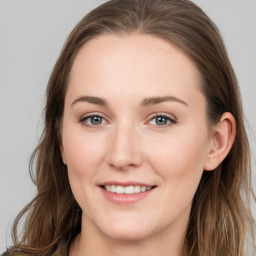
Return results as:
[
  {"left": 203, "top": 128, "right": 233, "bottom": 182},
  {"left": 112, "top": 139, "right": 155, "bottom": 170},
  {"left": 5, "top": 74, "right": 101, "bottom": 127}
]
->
[
  {"left": 141, "top": 96, "right": 188, "bottom": 107},
  {"left": 71, "top": 96, "right": 107, "bottom": 106},
  {"left": 71, "top": 95, "right": 188, "bottom": 107}
]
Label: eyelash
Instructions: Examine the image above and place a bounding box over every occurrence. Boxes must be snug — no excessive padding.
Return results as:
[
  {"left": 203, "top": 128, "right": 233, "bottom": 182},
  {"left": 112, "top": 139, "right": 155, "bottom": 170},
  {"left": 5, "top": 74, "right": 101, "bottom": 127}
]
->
[
  {"left": 79, "top": 113, "right": 108, "bottom": 128},
  {"left": 147, "top": 113, "right": 177, "bottom": 128},
  {"left": 79, "top": 113, "right": 177, "bottom": 129}
]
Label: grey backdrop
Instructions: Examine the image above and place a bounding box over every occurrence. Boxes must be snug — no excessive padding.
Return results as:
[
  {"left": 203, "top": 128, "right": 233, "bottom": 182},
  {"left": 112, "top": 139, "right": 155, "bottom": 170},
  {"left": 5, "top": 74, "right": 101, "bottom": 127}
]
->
[{"left": 0, "top": 0, "right": 255, "bottom": 251}]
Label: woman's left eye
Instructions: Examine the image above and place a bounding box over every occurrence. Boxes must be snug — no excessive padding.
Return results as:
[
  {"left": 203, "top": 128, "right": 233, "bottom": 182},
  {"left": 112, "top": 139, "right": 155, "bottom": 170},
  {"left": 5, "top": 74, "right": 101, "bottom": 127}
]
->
[
  {"left": 148, "top": 115, "right": 176, "bottom": 127},
  {"left": 80, "top": 115, "right": 107, "bottom": 127}
]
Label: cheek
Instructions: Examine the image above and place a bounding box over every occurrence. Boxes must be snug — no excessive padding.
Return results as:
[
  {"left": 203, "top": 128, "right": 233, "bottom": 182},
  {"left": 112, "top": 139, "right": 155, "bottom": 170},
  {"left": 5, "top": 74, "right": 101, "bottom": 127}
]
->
[
  {"left": 147, "top": 126, "right": 209, "bottom": 188},
  {"left": 144, "top": 128, "right": 209, "bottom": 220},
  {"left": 62, "top": 122, "right": 107, "bottom": 210},
  {"left": 61, "top": 124, "right": 108, "bottom": 208},
  {"left": 62, "top": 125, "right": 106, "bottom": 177}
]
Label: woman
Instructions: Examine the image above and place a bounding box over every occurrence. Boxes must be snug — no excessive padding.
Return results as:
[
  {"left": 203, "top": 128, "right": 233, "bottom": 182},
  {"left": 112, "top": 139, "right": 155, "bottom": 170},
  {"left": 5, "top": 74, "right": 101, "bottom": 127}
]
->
[{"left": 4, "top": 0, "right": 255, "bottom": 255}]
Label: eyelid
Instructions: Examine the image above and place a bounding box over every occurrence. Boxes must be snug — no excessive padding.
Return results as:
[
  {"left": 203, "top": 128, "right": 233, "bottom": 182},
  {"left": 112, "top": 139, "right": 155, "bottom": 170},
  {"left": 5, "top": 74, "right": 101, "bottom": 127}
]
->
[
  {"left": 146, "top": 112, "right": 177, "bottom": 128},
  {"left": 79, "top": 112, "right": 110, "bottom": 127},
  {"left": 78, "top": 112, "right": 177, "bottom": 129}
]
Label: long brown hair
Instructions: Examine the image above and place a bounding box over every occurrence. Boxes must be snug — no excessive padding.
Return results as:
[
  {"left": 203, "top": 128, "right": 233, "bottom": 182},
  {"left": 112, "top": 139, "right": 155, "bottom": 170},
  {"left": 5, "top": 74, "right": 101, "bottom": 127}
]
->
[{"left": 10, "top": 0, "right": 255, "bottom": 255}]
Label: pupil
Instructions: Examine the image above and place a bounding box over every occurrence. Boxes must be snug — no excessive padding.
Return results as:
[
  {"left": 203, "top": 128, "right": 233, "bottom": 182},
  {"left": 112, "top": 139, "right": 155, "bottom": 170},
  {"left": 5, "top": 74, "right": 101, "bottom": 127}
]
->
[
  {"left": 91, "top": 116, "right": 102, "bottom": 125},
  {"left": 156, "top": 116, "right": 167, "bottom": 125}
]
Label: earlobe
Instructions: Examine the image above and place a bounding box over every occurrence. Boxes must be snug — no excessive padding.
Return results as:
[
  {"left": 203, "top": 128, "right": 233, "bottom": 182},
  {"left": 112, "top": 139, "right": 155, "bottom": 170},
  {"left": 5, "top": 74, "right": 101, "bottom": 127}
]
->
[{"left": 204, "top": 112, "right": 236, "bottom": 171}]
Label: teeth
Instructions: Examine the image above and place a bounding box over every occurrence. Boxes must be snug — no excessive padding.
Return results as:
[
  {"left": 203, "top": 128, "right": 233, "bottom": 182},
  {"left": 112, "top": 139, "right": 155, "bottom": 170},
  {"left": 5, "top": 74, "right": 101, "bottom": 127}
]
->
[
  {"left": 110, "top": 185, "right": 116, "bottom": 192},
  {"left": 134, "top": 185, "right": 140, "bottom": 193},
  {"left": 116, "top": 185, "right": 124, "bottom": 194},
  {"left": 103, "top": 185, "right": 152, "bottom": 194}
]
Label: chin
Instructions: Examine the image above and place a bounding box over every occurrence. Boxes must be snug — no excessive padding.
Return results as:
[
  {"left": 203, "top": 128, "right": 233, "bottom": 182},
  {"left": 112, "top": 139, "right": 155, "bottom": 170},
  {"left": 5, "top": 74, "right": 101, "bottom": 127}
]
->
[
  {"left": 103, "top": 226, "right": 152, "bottom": 242},
  {"left": 95, "top": 216, "right": 156, "bottom": 242}
]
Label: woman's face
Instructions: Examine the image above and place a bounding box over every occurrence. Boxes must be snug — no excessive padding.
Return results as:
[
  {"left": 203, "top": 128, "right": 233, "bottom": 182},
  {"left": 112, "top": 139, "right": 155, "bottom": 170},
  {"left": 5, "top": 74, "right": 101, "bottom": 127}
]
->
[{"left": 60, "top": 34, "right": 214, "bottom": 241}]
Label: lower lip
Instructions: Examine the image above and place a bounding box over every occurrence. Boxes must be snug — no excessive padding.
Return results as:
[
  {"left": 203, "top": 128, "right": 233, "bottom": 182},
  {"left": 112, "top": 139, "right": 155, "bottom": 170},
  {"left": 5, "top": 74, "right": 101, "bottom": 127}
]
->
[{"left": 100, "top": 187, "right": 155, "bottom": 205}]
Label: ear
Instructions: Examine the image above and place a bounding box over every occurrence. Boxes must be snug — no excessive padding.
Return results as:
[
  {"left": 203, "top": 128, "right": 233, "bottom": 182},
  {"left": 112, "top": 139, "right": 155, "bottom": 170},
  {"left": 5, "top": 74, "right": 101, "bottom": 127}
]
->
[{"left": 204, "top": 112, "right": 236, "bottom": 171}]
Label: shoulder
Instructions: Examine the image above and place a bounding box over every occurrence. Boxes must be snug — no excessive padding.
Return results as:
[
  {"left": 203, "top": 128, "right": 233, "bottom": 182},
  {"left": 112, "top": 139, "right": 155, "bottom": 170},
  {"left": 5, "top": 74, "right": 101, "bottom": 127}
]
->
[
  {"left": 1, "top": 250, "right": 63, "bottom": 256},
  {"left": 1, "top": 250, "right": 62, "bottom": 256},
  {"left": 1, "top": 239, "right": 68, "bottom": 256},
  {"left": 1, "top": 251, "right": 26, "bottom": 256},
  {"left": 1, "top": 250, "right": 64, "bottom": 256}
]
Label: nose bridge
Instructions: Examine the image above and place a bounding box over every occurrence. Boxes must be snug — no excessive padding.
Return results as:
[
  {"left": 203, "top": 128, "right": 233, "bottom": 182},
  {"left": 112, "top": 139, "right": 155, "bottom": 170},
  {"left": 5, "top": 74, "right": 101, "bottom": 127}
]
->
[{"left": 107, "top": 120, "right": 142, "bottom": 169}]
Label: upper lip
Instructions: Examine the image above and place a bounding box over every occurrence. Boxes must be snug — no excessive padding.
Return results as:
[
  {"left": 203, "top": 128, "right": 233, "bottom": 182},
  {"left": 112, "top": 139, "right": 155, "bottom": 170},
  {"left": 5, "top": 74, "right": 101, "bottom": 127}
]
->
[{"left": 99, "top": 181, "right": 156, "bottom": 187}]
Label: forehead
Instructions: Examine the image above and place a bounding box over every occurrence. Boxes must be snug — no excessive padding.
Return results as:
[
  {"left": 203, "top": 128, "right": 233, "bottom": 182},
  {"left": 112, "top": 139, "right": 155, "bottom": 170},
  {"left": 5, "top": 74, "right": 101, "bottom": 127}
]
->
[{"left": 67, "top": 34, "right": 204, "bottom": 108}]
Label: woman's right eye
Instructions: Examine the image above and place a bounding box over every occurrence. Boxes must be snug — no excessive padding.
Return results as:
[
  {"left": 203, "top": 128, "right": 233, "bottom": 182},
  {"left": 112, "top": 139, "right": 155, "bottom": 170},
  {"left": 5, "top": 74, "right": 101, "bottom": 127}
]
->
[{"left": 80, "top": 115, "right": 107, "bottom": 127}]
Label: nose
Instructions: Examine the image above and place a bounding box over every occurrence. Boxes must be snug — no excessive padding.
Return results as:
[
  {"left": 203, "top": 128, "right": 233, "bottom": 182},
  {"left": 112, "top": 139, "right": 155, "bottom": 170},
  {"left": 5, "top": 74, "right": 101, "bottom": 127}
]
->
[{"left": 107, "top": 124, "right": 143, "bottom": 170}]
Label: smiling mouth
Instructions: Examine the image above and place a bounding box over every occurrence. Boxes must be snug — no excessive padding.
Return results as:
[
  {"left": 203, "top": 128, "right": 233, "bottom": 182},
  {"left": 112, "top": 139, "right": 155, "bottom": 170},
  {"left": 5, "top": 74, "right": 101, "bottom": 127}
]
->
[{"left": 101, "top": 185, "right": 156, "bottom": 194}]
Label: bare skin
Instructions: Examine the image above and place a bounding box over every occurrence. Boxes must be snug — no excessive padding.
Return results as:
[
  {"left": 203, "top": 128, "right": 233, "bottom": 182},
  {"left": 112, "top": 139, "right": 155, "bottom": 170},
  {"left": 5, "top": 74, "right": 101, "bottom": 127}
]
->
[{"left": 60, "top": 34, "right": 236, "bottom": 256}]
